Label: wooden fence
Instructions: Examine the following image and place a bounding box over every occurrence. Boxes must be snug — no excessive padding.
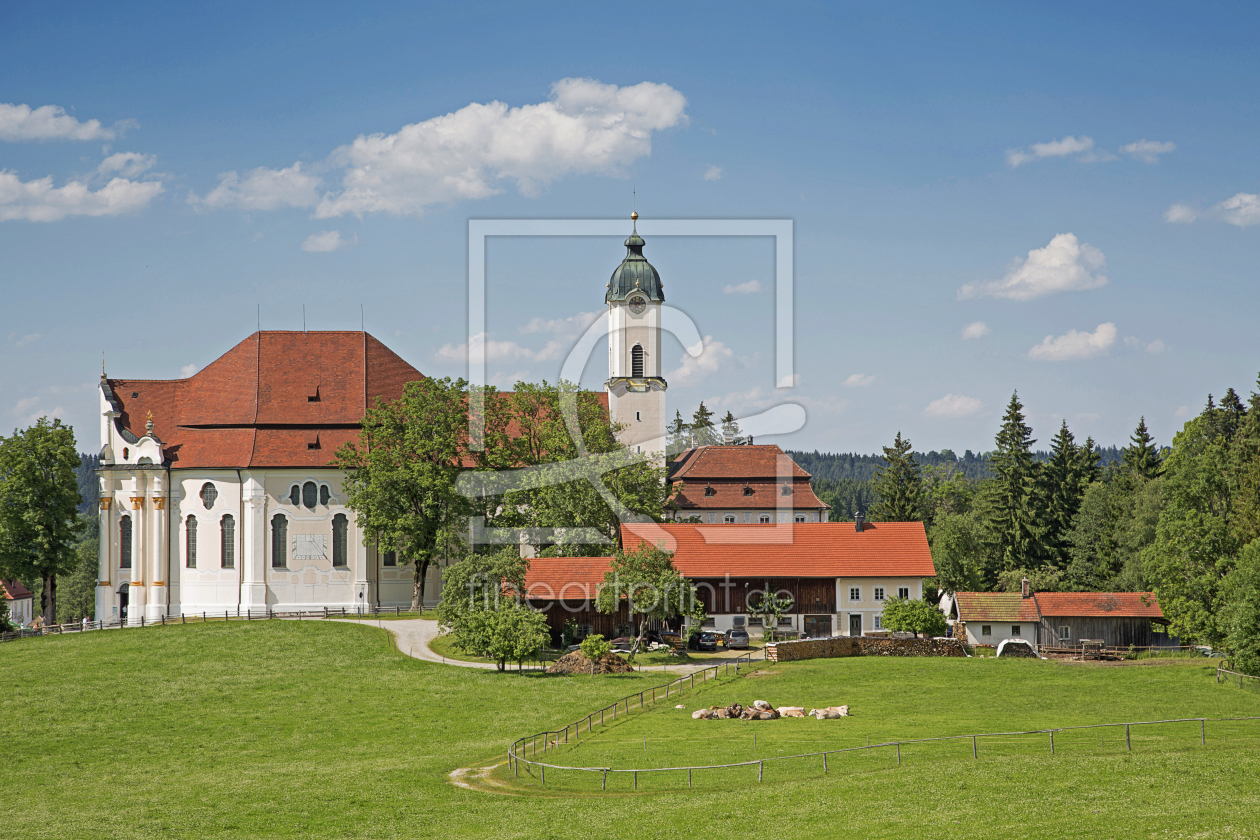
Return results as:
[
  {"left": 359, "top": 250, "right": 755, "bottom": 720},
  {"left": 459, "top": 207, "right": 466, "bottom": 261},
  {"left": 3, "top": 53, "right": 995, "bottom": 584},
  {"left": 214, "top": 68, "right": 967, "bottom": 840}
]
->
[
  {"left": 510, "top": 712, "right": 1260, "bottom": 790},
  {"left": 1217, "top": 664, "right": 1260, "bottom": 690}
]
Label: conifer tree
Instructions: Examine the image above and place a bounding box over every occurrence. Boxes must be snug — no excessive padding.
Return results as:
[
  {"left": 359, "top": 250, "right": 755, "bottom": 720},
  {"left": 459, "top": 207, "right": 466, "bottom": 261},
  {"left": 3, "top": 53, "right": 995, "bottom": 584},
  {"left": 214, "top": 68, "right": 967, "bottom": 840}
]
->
[
  {"left": 720, "top": 410, "right": 740, "bottom": 441},
  {"left": 666, "top": 410, "right": 690, "bottom": 456},
  {"left": 869, "top": 432, "right": 924, "bottom": 522},
  {"left": 690, "top": 402, "right": 721, "bottom": 446},
  {"left": 1042, "top": 422, "right": 1092, "bottom": 567},
  {"left": 987, "top": 392, "right": 1051, "bottom": 572},
  {"left": 1122, "top": 417, "right": 1162, "bottom": 479}
]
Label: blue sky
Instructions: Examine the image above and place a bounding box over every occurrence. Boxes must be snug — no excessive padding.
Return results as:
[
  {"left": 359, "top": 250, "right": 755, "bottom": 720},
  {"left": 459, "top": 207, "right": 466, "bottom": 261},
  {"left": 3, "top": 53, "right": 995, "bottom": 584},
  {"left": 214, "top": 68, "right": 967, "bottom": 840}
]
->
[{"left": 1, "top": 1, "right": 1258, "bottom": 455}]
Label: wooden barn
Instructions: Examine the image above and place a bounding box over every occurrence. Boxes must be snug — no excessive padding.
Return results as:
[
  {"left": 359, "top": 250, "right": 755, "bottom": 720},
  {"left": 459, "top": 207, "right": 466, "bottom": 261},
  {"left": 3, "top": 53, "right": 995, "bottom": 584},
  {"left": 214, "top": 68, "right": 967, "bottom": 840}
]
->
[{"left": 1035, "top": 592, "right": 1176, "bottom": 649}]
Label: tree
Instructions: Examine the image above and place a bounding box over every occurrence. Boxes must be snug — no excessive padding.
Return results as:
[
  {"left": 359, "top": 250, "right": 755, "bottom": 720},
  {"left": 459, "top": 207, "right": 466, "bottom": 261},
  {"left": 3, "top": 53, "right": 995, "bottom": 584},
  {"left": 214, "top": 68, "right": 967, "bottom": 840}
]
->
[
  {"left": 1123, "top": 417, "right": 1162, "bottom": 479},
  {"left": 720, "top": 410, "right": 740, "bottom": 442},
  {"left": 579, "top": 633, "right": 612, "bottom": 661},
  {"left": 595, "top": 542, "right": 694, "bottom": 655},
  {"left": 435, "top": 546, "right": 549, "bottom": 671},
  {"left": 880, "top": 597, "right": 947, "bottom": 638},
  {"left": 0, "top": 590, "right": 11, "bottom": 632},
  {"left": 0, "top": 419, "right": 83, "bottom": 624},
  {"left": 334, "top": 377, "right": 472, "bottom": 610},
  {"left": 747, "top": 581, "right": 794, "bottom": 640},
  {"left": 996, "top": 566, "right": 1062, "bottom": 593},
  {"left": 667, "top": 410, "right": 690, "bottom": 457},
  {"left": 57, "top": 515, "right": 99, "bottom": 621},
  {"left": 1042, "top": 422, "right": 1092, "bottom": 567},
  {"left": 1221, "top": 538, "right": 1260, "bottom": 676},
  {"left": 869, "top": 432, "right": 924, "bottom": 522},
  {"left": 927, "top": 511, "right": 987, "bottom": 593},
  {"left": 986, "top": 392, "right": 1051, "bottom": 573},
  {"left": 689, "top": 402, "right": 721, "bottom": 447}
]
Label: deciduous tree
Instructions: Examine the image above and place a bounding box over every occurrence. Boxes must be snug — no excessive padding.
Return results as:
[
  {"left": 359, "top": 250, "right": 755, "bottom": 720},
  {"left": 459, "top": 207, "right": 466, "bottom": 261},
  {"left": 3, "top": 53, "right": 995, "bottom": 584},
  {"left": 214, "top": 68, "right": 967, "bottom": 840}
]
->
[{"left": 595, "top": 542, "right": 694, "bottom": 655}]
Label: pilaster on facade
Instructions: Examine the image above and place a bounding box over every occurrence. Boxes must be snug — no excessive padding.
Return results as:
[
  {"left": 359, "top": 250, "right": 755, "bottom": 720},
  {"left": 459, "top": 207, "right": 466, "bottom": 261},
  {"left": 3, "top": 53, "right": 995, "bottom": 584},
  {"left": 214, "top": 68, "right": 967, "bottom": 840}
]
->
[{"left": 241, "top": 473, "right": 268, "bottom": 610}]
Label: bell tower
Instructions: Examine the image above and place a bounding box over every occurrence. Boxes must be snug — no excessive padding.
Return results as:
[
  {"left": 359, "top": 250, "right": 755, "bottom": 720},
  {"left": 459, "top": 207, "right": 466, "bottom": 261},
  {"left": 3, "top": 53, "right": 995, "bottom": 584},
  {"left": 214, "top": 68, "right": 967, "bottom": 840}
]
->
[{"left": 606, "top": 212, "right": 667, "bottom": 456}]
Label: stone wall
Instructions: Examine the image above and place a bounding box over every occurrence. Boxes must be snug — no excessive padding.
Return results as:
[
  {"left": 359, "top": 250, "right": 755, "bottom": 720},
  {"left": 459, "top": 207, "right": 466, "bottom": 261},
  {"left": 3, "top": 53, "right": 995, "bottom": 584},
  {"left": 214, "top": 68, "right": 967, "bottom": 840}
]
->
[{"left": 766, "top": 636, "right": 965, "bottom": 662}]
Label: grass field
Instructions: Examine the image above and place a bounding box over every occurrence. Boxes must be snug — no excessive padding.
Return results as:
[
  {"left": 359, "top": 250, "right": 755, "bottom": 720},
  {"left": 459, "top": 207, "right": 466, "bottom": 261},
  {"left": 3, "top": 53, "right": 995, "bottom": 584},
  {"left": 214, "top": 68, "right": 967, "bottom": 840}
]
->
[{"left": 4, "top": 621, "right": 1260, "bottom": 839}]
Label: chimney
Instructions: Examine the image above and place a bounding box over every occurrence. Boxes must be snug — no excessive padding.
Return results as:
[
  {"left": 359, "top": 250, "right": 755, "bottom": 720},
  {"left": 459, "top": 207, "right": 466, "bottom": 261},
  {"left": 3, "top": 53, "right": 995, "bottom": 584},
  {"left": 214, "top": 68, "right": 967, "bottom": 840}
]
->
[
  {"left": 1021, "top": 577, "right": 1030, "bottom": 598},
  {"left": 854, "top": 512, "right": 864, "bottom": 533},
  {"left": 723, "top": 428, "right": 734, "bottom": 445}
]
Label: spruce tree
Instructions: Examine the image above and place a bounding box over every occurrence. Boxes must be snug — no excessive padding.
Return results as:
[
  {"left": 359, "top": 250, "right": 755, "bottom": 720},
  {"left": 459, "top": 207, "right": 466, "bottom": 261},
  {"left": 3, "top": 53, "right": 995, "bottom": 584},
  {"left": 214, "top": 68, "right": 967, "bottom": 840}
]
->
[
  {"left": 690, "top": 402, "right": 721, "bottom": 447},
  {"left": 869, "top": 432, "right": 924, "bottom": 522},
  {"left": 1122, "top": 417, "right": 1162, "bottom": 479},
  {"left": 720, "top": 410, "right": 740, "bottom": 442},
  {"left": 666, "top": 410, "right": 690, "bottom": 456},
  {"left": 987, "top": 392, "right": 1051, "bottom": 572}
]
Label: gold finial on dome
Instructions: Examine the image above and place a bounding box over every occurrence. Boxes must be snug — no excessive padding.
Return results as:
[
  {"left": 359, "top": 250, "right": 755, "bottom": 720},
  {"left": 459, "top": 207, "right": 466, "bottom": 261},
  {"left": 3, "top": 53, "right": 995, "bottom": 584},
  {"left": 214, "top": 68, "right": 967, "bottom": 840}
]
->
[{"left": 630, "top": 210, "right": 638, "bottom": 221}]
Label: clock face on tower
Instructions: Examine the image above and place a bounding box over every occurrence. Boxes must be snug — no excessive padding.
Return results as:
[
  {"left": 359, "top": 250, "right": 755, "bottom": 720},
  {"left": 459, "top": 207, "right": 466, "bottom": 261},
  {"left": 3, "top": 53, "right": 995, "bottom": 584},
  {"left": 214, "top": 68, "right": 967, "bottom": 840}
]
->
[{"left": 628, "top": 295, "right": 647, "bottom": 315}]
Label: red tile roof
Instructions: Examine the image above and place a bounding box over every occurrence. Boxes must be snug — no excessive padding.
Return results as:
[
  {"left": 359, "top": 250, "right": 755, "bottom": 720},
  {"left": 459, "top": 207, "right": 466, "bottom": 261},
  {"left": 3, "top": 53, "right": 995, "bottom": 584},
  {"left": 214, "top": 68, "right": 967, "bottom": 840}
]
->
[
  {"left": 954, "top": 592, "right": 1040, "bottom": 623},
  {"left": 524, "top": 557, "right": 613, "bottom": 600},
  {"left": 1035, "top": 592, "right": 1164, "bottom": 619},
  {"left": 670, "top": 445, "right": 812, "bottom": 480},
  {"left": 3, "top": 579, "right": 34, "bottom": 601},
  {"left": 671, "top": 480, "right": 829, "bottom": 511},
  {"left": 621, "top": 521, "right": 934, "bottom": 578}
]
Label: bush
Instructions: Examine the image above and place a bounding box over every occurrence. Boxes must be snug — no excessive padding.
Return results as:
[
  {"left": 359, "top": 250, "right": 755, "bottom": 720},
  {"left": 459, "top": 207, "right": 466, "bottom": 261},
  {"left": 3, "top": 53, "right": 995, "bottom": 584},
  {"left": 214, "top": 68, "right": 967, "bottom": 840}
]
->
[
  {"left": 579, "top": 634, "right": 611, "bottom": 660},
  {"left": 881, "top": 597, "right": 948, "bottom": 638}
]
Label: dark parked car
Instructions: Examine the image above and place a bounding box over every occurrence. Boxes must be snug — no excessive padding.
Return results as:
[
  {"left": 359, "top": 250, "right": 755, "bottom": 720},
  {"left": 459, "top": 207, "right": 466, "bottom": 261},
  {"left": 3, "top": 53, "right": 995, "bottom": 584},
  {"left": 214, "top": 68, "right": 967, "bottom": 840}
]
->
[
  {"left": 726, "top": 628, "right": 750, "bottom": 649},
  {"left": 688, "top": 631, "right": 719, "bottom": 652}
]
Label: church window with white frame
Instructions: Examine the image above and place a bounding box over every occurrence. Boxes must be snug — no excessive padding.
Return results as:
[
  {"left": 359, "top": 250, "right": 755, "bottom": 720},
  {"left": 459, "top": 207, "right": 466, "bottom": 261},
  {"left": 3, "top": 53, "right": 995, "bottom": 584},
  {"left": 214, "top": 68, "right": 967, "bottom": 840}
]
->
[
  {"left": 288, "top": 485, "right": 300, "bottom": 506},
  {"left": 320, "top": 485, "right": 330, "bottom": 506},
  {"left": 200, "top": 482, "right": 217, "bottom": 509},
  {"left": 120, "top": 515, "right": 132, "bottom": 569},
  {"left": 186, "top": 515, "right": 197, "bottom": 568},
  {"left": 271, "top": 514, "right": 287, "bottom": 568},
  {"left": 221, "top": 514, "right": 235, "bottom": 568},
  {"left": 302, "top": 481, "right": 317, "bottom": 509},
  {"left": 332, "top": 514, "right": 348, "bottom": 567}
]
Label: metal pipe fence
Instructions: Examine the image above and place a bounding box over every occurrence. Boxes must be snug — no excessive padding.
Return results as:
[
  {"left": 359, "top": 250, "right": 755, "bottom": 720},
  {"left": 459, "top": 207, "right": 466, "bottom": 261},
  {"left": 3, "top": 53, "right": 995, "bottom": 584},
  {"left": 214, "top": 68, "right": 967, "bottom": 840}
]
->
[{"left": 509, "top": 714, "right": 1260, "bottom": 790}]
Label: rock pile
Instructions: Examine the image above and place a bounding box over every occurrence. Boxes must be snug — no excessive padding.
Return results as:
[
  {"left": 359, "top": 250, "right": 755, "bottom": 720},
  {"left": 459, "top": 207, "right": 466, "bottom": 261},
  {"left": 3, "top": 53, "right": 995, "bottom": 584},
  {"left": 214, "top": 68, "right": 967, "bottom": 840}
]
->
[
  {"left": 546, "top": 650, "right": 635, "bottom": 675},
  {"left": 691, "top": 700, "right": 850, "bottom": 721}
]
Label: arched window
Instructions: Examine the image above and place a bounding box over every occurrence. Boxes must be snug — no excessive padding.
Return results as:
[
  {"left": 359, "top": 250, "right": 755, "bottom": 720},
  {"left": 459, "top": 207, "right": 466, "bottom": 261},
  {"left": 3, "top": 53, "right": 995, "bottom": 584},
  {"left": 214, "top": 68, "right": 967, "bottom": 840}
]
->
[
  {"left": 186, "top": 516, "right": 198, "bottom": 568},
  {"left": 272, "top": 514, "right": 287, "bottom": 568},
  {"left": 302, "top": 481, "right": 317, "bottom": 509},
  {"left": 220, "top": 514, "right": 235, "bottom": 568},
  {"left": 759, "top": 515, "right": 771, "bottom": 524},
  {"left": 631, "top": 344, "right": 644, "bottom": 378},
  {"left": 320, "top": 485, "right": 330, "bottom": 506},
  {"left": 289, "top": 485, "right": 300, "bottom": 506},
  {"left": 200, "top": 482, "right": 217, "bottom": 509},
  {"left": 724, "top": 515, "right": 736, "bottom": 524},
  {"left": 120, "top": 515, "right": 132, "bottom": 569},
  {"left": 332, "top": 514, "right": 348, "bottom": 567}
]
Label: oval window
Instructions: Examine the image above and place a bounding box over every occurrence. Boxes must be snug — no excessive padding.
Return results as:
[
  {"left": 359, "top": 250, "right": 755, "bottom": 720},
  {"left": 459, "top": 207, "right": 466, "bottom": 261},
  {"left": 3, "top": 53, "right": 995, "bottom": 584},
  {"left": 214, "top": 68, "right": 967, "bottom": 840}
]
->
[
  {"left": 200, "top": 483, "right": 218, "bottom": 509},
  {"left": 302, "top": 481, "right": 317, "bottom": 509}
]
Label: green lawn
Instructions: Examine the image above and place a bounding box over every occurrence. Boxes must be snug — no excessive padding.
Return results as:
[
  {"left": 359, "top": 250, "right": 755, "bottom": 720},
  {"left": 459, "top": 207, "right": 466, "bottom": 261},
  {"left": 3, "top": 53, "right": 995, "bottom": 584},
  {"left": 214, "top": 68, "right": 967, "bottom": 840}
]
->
[{"left": 4, "top": 621, "right": 1260, "bottom": 839}]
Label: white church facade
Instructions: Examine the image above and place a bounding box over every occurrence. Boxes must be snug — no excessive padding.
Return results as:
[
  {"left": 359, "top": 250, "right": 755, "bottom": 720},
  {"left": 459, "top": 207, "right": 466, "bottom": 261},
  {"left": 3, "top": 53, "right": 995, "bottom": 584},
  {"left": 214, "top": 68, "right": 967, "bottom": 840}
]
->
[{"left": 93, "top": 216, "right": 834, "bottom": 623}]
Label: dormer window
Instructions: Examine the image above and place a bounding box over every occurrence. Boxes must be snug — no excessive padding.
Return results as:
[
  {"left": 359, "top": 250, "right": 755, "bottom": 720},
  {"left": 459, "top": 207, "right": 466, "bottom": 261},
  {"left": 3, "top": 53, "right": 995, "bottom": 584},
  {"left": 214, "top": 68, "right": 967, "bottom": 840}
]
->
[
  {"left": 703, "top": 485, "right": 716, "bottom": 497},
  {"left": 308, "top": 387, "right": 320, "bottom": 403},
  {"left": 743, "top": 486, "right": 754, "bottom": 496},
  {"left": 307, "top": 435, "right": 320, "bottom": 450},
  {"left": 781, "top": 483, "right": 793, "bottom": 496}
]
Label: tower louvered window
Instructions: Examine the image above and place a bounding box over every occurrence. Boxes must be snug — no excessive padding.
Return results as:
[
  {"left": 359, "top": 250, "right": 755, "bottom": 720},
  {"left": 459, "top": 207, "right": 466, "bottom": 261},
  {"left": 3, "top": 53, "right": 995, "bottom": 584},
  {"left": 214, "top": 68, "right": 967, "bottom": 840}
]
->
[
  {"left": 120, "top": 515, "right": 132, "bottom": 569},
  {"left": 631, "top": 344, "right": 644, "bottom": 378},
  {"left": 221, "top": 515, "right": 235, "bottom": 568}
]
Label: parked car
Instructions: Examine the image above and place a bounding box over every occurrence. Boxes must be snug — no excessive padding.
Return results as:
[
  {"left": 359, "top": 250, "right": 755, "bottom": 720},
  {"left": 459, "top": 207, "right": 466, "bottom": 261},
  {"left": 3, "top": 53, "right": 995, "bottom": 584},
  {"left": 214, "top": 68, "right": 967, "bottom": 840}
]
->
[
  {"left": 726, "top": 628, "right": 750, "bottom": 649},
  {"left": 688, "top": 631, "right": 719, "bottom": 652}
]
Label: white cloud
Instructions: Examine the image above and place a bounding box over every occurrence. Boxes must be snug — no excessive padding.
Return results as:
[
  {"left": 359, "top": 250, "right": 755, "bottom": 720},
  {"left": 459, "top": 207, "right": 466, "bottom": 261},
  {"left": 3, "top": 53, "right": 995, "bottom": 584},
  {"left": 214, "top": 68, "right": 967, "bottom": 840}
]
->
[
  {"left": 958, "top": 233, "right": 1107, "bottom": 301},
  {"left": 436, "top": 332, "right": 536, "bottom": 365},
  {"left": 1006, "top": 135, "right": 1094, "bottom": 167},
  {"left": 1174, "top": 405, "right": 1191, "bottom": 419},
  {"left": 0, "top": 171, "right": 163, "bottom": 222},
  {"left": 667, "top": 336, "right": 733, "bottom": 385},
  {"left": 1028, "top": 322, "right": 1117, "bottom": 361},
  {"left": 1217, "top": 192, "right": 1260, "bottom": 227},
  {"left": 8, "top": 332, "right": 40, "bottom": 347},
  {"left": 722, "top": 280, "right": 762, "bottom": 295},
  {"left": 1146, "top": 339, "right": 1167, "bottom": 354},
  {"left": 703, "top": 165, "right": 723, "bottom": 181},
  {"left": 1120, "top": 140, "right": 1175, "bottom": 163},
  {"left": 193, "top": 163, "right": 320, "bottom": 211},
  {"left": 843, "top": 373, "right": 874, "bottom": 388},
  {"left": 1166, "top": 193, "right": 1260, "bottom": 227},
  {"left": 924, "top": 394, "right": 983, "bottom": 418},
  {"left": 12, "top": 396, "right": 65, "bottom": 426},
  {"left": 1164, "top": 203, "right": 1198, "bottom": 224},
  {"left": 0, "top": 102, "right": 120, "bottom": 142},
  {"left": 313, "top": 78, "right": 687, "bottom": 218},
  {"left": 961, "top": 321, "right": 990, "bottom": 340},
  {"left": 97, "top": 152, "right": 156, "bottom": 179},
  {"left": 180, "top": 364, "right": 199, "bottom": 377},
  {"left": 520, "top": 311, "right": 602, "bottom": 338},
  {"left": 302, "top": 230, "right": 358, "bottom": 252}
]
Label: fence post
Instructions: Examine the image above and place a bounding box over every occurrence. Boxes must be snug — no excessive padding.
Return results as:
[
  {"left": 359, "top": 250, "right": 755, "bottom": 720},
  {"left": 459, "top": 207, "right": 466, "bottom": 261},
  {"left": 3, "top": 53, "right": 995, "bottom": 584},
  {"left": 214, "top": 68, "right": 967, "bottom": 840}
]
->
[
  {"left": 1201, "top": 719, "right": 1206, "bottom": 745},
  {"left": 634, "top": 771, "right": 638, "bottom": 790},
  {"left": 823, "top": 752, "right": 828, "bottom": 773},
  {"left": 759, "top": 760, "right": 764, "bottom": 782},
  {"left": 688, "top": 768, "right": 692, "bottom": 788},
  {"left": 1126, "top": 724, "right": 1131, "bottom": 751},
  {"left": 540, "top": 764, "right": 544, "bottom": 785},
  {"left": 896, "top": 743, "right": 901, "bottom": 765},
  {"left": 973, "top": 736, "right": 977, "bottom": 758},
  {"left": 140, "top": 615, "right": 144, "bottom": 627},
  {"left": 1050, "top": 731, "right": 1054, "bottom": 755},
  {"left": 602, "top": 770, "right": 608, "bottom": 790}
]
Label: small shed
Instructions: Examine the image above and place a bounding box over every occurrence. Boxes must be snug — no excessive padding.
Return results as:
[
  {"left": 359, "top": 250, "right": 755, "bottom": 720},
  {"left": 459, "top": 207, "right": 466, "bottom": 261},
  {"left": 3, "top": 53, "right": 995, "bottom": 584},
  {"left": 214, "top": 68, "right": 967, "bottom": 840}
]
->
[
  {"left": 3, "top": 579, "right": 35, "bottom": 626},
  {"left": 1035, "top": 592, "right": 1175, "bottom": 649},
  {"left": 948, "top": 591, "right": 1041, "bottom": 651}
]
